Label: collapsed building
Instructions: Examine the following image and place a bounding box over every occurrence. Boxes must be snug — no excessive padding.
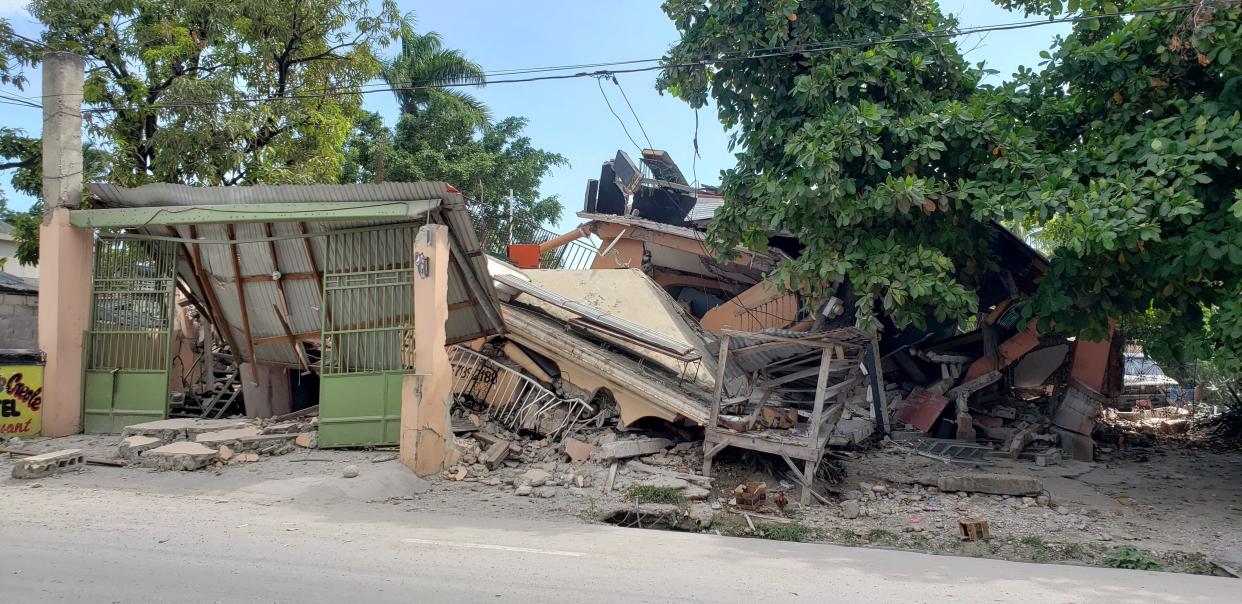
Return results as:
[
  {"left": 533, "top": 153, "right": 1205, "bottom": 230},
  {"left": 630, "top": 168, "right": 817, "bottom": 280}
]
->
[
  {"left": 31, "top": 144, "right": 1131, "bottom": 501},
  {"left": 460, "top": 148, "right": 1131, "bottom": 489}
]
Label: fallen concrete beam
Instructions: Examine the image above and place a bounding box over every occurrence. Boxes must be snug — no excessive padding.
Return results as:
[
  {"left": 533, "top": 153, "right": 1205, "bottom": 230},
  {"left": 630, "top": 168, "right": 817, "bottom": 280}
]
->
[
  {"left": 936, "top": 473, "right": 1043, "bottom": 496},
  {"left": 598, "top": 438, "right": 672, "bottom": 460},
  {"left": 142, "top": 441, "right": 218, "bottom": 471}
]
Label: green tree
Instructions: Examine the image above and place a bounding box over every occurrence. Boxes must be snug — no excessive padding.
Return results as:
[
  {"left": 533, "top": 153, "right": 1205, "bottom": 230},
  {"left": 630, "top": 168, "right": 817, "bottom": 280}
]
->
[
  {"left": 0, "top": 18, "right": 38, "bottom": 89},
  {"left": 29, "top": 0, "right": 404, "bottom": 186},
  {"left": 660, "top": 0, "right": 1242, "bottom": 370},
  {"left": 382, "top": 29, "right": 489, "bottom": 127},
  {"left": 341, "top": 95, "right": 566, "bottom": 249},
  {"left": 979, "top": 0, "right": 1242, "bottom": 370},
  {"left": 659, "top": 0, "right": 1011, "bottom": 332},
  {"left": 1, "top": 127, "right": 111, "bottom": 266}
]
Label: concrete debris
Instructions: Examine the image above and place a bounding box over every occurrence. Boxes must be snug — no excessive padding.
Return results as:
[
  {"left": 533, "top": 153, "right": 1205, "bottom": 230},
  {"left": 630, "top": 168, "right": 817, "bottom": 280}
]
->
[
  {"left": 118, "top": 435, "right": 163, "bottom": 461},
  {"left": 598, "top": 438, "right": 673, "bottom": 460},
  {"left": 342, "top": 465, "right": 360, "bottom": 478},
  {"left": 521, "top": 468, "right": 551, "bottom": 487},
  {"left": 123, "top": 418, "right": 251, "bottom": 443},
  {"left": 11, "top": 449, "right": 85, "bottom": 479},
  {"left": 935, "top": 473, "right": 1043, "bottom": 497},
  {"left": 563, "top": 438, "right": 599, "bottom": 463},
  {"left": 294, "top": 433, "right": 317, "bottom": 449},
  {"left": 143, "top": 442, "right": 218, "bottom": 471}
]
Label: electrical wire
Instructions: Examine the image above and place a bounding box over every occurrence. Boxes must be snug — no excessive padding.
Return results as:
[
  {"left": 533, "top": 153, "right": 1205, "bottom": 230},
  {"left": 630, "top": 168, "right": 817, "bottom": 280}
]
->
[
  {"left": 611, "top": 76, "right": 654, "bottom": 151},
  {"left": 595, "top": 76, "right": 645, "bottom": 156}
]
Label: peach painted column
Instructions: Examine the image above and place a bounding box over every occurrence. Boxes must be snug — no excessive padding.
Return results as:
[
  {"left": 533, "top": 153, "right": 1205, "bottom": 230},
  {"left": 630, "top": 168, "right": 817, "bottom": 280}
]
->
[
  {"left": 37, "top": 52, "right": 90, "bottom": 437},
  {"left": 402, "top": 224, "right": 451, "bottom": 476}
]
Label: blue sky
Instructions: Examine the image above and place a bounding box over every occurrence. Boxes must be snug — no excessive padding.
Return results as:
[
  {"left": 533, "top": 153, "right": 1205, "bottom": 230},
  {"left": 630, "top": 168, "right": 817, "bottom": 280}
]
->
[{"left": 0, "top": 1, "right": 1068, "bottom": 233}]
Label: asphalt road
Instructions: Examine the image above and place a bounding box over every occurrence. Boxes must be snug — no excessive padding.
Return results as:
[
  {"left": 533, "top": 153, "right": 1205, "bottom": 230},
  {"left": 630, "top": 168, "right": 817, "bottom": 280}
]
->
[{"left": 0, "top": 485, "right": 1235, "bottom": 603}]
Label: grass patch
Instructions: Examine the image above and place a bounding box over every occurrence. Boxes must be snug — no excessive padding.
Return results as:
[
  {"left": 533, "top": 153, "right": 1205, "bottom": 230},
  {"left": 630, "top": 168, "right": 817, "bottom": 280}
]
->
[
  {"left": 866, "top": 529, "right": 900, "bottom": 546},
  {"left": 903, "top": 533, "right": 931, "bottom": 550},
  {"left": 757, "top": 522, "right": 821, "bottom": 542},
  {"left": 712, "top": 514, "right": 746, "bottom": 537},
  {"left": 624, "top": 485, "right": 686, "bottom": 505},
  {"left": 1018, "top": 535, "right": 1046, "bottom": 547},
  {"left": 1105, "top": 546, "right": 1164, "bottom": 571},
  {"left": 832, "top": 529, "right": 861, "bottom": 546},
  {"left": 1062, "top": 542, "right": 1086, "bottom": 560}
]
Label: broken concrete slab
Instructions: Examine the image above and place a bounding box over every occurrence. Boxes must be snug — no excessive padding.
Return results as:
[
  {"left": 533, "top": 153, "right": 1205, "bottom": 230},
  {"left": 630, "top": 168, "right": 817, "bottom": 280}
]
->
[
  {"left": 12, "top": 449, "right": 85, "bottom": 479},
  {"left": 563, "top": 438, "right": 599, "bottom": 463},
  {"left": 481, "top": 440, "right": 510, "bottom": 470},
  {"left": 118, "top": 435, "right": 162, "bottom": 461},
  {"left": 194, "top": 427, "right": 263, "bottom": 448},
  {"left": 142, "top": 441, "right": 218, "bottom": 471},
  {"left": 294, "top": 432, "right": 317, "bottom": 449},
  {"left": 936, "top": 473, "right": 1043, "bottom": 496},
  {"left": 123, "top": 418, "right": 252, "bottom": 443},
  {"left": 598, "top": 438, "right": 673, "bottom": 460},
  {"left": 637, "top": 476, "right": 689, "bottom": 490}
]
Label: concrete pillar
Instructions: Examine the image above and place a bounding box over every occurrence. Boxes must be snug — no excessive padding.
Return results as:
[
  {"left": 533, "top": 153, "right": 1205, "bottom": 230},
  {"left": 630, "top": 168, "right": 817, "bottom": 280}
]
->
[
  {"left": 402, "top": 224, "right": 451, "bottom": 476},
  {"left": 37, "top": 52, "right": 89, "bottom": 437},
  {"left": 239, "top": 363, "right": 292, "bottom": 417}
]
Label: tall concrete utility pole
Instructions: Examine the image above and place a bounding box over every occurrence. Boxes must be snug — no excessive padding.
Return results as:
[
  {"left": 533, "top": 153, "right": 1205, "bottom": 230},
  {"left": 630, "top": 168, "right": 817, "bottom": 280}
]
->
[{"left": 37, "top": 51, "right": 92, "bottom": 437}]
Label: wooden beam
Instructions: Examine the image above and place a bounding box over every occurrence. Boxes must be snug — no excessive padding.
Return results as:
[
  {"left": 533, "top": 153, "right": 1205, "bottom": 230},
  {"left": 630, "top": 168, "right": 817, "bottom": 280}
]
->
[
  {"left": 187, "top": 225, "right": 243, "bottom": 358},
  {"left": 254, "top": 331, "right": 318, "bottom": 348},
  {"left": 225, "top": 224, "right": 258, "bottom": 368},
  {"left": 262, "top": 222, "right": 291, "bottom": 315},
  {"left": 272, "top": 304, "right": 310, "bottom": 373}
]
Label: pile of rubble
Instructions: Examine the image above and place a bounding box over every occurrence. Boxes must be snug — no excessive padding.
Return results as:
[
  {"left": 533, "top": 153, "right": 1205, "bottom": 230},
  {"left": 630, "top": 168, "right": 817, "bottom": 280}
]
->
[{"left": 116, "top": 412, "right": 318, "bottom": 471}]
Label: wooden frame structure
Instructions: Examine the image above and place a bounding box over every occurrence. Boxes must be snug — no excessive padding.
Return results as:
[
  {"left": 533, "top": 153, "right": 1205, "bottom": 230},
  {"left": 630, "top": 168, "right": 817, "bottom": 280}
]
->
[{"left": 703, "top": 328, "right": 875, "bottom": 506}]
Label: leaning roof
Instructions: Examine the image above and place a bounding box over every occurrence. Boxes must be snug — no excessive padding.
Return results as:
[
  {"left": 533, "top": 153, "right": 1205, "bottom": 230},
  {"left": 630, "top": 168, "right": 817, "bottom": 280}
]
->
[{"left": 86, "top": 182, "right": 504, "bottom": 367}]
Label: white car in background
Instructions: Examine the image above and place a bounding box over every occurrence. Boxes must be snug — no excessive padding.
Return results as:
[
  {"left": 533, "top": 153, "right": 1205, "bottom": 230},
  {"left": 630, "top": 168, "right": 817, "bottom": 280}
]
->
[{"left": 1122, "top": 352, "right": 1185, "bottom": 407}]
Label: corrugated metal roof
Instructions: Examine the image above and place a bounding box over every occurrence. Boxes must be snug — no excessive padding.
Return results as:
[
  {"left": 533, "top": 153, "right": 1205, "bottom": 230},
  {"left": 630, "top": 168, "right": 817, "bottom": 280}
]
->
[
  {"left": 725, "top": 327, "right": 871, "bottom": 374},
  {"left": 87, "top": 182, "right": 504, "bottom": 367},
  {"left": 0, "top": 270, "right": 37, "bottom": 293}
]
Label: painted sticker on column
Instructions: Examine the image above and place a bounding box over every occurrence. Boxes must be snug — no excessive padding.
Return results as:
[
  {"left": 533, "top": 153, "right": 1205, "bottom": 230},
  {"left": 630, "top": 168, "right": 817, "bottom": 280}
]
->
[{"left": 0, "top": 365, "right": 42, "bottom": 437}]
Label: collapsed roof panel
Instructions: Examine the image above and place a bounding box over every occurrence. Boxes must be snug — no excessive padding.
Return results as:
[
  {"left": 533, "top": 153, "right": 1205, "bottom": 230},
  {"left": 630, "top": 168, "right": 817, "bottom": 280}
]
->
[{"left": 86, "top": 182, "right": 505, "bottom": 367}]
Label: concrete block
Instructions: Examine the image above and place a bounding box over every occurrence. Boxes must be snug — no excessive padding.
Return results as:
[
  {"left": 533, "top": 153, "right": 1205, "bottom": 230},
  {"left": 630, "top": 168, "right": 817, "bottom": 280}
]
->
[
  {"left": 598, "top": 438, "right": 673, "bottom": 460},
  {"left": 12, "top": 449, "right": 85, "bottom": 479},
  {"left": 293, "top": 432, "right": 317, "bottom": 449},
  {"left": 936, "top": 473, "right": 1043, "bottom": 496},
  {"left": 118, "top": 435, "right": 162, "bottom": 461},
  {"left": 142, "top": 441, "right": 218, "bottom": 471},
  {"left": 194, "top": 427, "right": 262, "bottom": 448},
  {"left": 123, "top": 418, "right": 252, "bottom": 443}
]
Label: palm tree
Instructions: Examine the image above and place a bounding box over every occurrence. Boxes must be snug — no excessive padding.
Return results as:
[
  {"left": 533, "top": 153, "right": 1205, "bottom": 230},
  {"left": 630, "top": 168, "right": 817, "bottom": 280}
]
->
[{"left": 382, "top": 28, "right": 490, "bottom": 129}]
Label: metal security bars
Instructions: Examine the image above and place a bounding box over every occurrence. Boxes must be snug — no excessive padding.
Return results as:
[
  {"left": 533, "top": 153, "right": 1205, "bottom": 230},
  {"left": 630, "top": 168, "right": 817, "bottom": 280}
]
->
[
  {"left": 317, "top": 224, "right": 418, "bottom": 448},
  {"left": 449, "top": 345, "right": 595, "bottom": 440},
  {"left": 87, "top": 239, "right": 178, "bottom": 371},
  {"left": 320, "top": 225, "right": 417, "bottom": 374},
  {"left": 83, "top": 238, "right": 178, "bottom": 433}
]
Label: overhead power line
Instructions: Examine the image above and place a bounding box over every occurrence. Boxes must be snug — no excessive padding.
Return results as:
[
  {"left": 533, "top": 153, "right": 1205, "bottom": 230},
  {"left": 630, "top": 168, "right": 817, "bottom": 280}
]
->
[{"left": 9, "top": 3, "right": 1210, "bottom": 114}]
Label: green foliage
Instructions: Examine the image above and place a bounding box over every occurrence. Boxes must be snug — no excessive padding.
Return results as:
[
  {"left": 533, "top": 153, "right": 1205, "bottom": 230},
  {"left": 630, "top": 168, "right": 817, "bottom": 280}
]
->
[
  {"left": 659, "top": 0, "right": 1008, "bottom": 333},
  {"left": 342, "top": 95, "right": 566, "bottom": 249},
  {"left": 0, "top": 18, "right": 38, "bottom": 90},
  {"left": 660, "top": 0, "right": 1242, "bottom": 367},
  {"left": 1106, "top": 545, "right": 1164, "bottom": 571},
  {"left": 29, "top": 0, "right": 404, "bottom": 187},
  {"left": 624, "top": 485, "right": 687, "bottom": 504},
  {"left": 866, "top": 528, "right": 899, "bottom": 545},
  {"left": 983, "top": 1, "right": 1242, "bottom": 371},
  {"left": 757, "top": 521, "right": 820, "bottom": 542},
  {"left": 382, "top": 29, "right": 489, "bottom": 128}
]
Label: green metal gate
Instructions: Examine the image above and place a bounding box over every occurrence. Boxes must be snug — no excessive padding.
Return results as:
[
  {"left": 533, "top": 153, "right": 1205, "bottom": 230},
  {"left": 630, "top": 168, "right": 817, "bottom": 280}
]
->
[
  {"left": 318, "top": 225, "right": 417, "bottom": 447},
  {"left": 83, "top": 238, "right": 177, "bottom": 433}
]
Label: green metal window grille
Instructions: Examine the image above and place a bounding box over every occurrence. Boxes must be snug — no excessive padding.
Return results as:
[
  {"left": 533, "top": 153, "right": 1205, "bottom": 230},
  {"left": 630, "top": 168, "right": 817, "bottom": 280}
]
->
[
  {"left": 320, "top": 224, "right": 417, "bottom": 374},
  {"left": 88, "top": 238, "right": 178, "bottom": 371}
]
